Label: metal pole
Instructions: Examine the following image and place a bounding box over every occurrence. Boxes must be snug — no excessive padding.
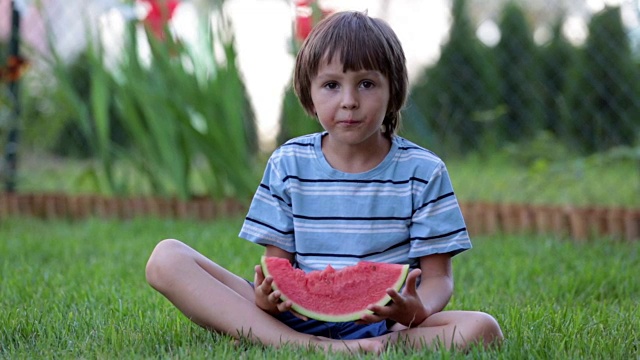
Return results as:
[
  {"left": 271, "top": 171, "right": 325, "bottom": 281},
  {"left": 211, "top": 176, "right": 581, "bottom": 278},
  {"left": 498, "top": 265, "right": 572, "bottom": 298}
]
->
[{"left": 3, "top": 0, "right": 22, "bottom": 193}]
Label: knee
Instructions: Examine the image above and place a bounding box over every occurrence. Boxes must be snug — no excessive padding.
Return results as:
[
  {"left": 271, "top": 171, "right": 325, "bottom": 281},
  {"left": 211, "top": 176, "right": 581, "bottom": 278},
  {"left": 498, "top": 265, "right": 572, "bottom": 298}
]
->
[
  {"left": 145, "top": 238, "right": 187, "bottom": 289},
  {"left": 468, "top": 312, "right": 503, "bottom": 347}
]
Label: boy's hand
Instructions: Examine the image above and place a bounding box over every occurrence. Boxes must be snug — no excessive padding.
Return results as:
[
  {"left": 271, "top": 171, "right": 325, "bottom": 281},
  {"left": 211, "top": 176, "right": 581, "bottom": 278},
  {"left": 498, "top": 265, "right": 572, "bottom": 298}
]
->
[
  {"left": 254, "top": 264, "right": 286, "bottom": 314},
  {"left": 358, "top": 268, "right": 429, "bottom": 327},
  {"left": 253, "top": 265, "right": 308, "bottom": 320}
]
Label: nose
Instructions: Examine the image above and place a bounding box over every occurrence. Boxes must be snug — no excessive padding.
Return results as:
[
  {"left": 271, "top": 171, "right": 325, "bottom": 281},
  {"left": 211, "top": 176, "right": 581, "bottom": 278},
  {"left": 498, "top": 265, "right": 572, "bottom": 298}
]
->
[{"left": 340, "top": 87, "right": 359, "bottom": 109}]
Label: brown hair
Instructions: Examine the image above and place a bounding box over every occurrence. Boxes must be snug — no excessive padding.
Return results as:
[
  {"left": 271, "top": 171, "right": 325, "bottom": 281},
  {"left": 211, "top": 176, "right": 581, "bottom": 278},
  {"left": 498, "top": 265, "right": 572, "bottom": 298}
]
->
[{"left": 293, "top": 11, "right": 408, "bottom": 138}]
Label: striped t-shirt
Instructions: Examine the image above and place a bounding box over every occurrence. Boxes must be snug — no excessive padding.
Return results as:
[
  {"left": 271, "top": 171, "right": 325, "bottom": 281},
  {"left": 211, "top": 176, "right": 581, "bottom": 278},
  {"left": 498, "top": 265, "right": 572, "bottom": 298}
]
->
[{"left": 239, "top": 132, "right": 471, "bottom": 273}]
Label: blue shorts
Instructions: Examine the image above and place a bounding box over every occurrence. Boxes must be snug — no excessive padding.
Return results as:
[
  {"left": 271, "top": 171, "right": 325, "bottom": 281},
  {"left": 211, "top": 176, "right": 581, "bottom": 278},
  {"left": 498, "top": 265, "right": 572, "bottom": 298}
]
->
[
  {"left": 246, "top": 280, "right": 392, "bottom": 339},
  {"left": 274, "top": 311, "right": 391, "bottom": 340}
]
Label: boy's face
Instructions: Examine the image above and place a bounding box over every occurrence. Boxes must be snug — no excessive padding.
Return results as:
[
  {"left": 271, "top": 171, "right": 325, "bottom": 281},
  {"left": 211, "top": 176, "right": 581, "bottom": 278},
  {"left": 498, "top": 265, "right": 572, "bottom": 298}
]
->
[{"left": 310, "top": 56, "right": 390, "bottom": 149}]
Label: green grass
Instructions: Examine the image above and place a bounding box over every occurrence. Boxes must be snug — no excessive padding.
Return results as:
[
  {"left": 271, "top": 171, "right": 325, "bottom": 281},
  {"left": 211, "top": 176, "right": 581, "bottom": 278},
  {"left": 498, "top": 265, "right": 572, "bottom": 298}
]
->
[
  {"left": 1, "top": 217, "right": 638, "bottom": 358},
  {"left": 447, "top": 154, "right": 640, "bottom": 207}
]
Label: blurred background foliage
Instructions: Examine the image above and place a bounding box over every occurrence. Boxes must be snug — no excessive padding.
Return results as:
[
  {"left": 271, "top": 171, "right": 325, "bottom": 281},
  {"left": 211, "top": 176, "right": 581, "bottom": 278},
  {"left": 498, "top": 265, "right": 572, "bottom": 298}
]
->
[
  {"left": 408, "top": 0, "right": 640, "bottom": 159},
  {"left": 4, "top": 0, "right": 260, "bottom": 200},
  {"left": 0, "top": 0, "right": 639, "bottom": 205}
]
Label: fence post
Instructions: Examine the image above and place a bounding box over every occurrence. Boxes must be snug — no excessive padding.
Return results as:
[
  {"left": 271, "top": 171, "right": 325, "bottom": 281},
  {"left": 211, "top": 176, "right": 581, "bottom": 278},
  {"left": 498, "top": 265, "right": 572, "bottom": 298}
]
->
[{"left": 3, "top": 0, "right": 22, "bottom": 193}]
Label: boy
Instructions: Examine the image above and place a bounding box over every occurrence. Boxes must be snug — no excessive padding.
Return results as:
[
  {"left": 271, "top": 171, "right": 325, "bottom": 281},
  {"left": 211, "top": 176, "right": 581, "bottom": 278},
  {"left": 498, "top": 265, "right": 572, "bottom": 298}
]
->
[{"left": 146, "top": 10, "right": 503, "bottom": 354}]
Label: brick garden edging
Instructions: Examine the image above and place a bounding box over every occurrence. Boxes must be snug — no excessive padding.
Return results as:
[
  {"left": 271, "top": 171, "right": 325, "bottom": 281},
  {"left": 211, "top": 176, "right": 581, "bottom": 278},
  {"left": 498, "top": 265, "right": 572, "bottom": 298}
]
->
[
  {"left": 0, "top": 192, "right": 248, "bottom": 222},
  {"left": 1, "top": 192, "right": 638, "bottom": 242},
  {"left": 459, "top": 202, "right": 639, "bottom": 242}
]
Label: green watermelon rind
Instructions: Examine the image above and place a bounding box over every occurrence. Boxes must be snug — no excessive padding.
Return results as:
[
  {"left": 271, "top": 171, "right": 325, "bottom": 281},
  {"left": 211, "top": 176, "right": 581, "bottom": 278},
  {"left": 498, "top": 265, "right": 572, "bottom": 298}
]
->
[{"left": 260, "top": 256, "right": 410, "bottom": 323}]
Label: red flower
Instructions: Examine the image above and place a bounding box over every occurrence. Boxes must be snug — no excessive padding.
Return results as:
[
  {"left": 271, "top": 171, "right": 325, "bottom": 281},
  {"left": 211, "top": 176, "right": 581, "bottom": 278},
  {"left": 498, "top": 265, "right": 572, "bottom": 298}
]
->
[
  {"left": 139, "top": 0, "right": 180, "bottom": 39},
  {"left": 295, "top": 5, "right": 313, "bottom": 41},
  {"left": 0, "top": 55, "right": 29, "bottom": 83},
  {"left": 293, "top": 0, "right": 334, "bottom": 42}
]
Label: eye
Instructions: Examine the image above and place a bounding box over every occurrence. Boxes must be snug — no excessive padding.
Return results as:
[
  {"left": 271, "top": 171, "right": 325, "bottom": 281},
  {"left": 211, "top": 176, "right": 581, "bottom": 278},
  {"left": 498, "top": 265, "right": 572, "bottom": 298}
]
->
[
  {"left": 323, "top": 81, "right": 339, "bottom": 90},
  {"left": 360, "top": 80, "right": 375, "bottom": 89}
]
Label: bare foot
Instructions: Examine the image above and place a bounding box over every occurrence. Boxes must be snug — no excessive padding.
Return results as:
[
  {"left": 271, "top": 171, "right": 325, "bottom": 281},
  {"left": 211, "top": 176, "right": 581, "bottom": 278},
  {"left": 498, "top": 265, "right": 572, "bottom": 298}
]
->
[
  {"left": 231, "top": 332, "right": 384, "bottom": 354},
  {"left": 311, "top": 336, "right": 386, "bottom": 354}
]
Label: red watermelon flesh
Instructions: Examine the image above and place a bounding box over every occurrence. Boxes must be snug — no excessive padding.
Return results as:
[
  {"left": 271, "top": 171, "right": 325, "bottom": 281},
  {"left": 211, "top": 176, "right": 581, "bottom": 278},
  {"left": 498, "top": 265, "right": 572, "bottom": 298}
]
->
[{"left": 261, "top": 256, "right": 410, "bottom": 322}]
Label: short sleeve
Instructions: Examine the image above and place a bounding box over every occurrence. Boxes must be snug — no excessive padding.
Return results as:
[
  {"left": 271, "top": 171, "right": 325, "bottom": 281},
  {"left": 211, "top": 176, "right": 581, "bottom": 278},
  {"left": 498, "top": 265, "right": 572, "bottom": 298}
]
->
[
  {"left": 408, "top": 162, "right": 471, "bottom": 258},
  {"left": 238, "top": 157, "right": 296, "bottom": 253}
]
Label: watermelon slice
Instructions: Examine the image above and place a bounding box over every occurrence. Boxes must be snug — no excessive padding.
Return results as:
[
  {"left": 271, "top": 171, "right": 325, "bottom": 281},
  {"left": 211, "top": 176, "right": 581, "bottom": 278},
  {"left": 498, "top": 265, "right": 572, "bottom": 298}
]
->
[{"left": 261, "top": 256, "right": 410, "bottom": 322}]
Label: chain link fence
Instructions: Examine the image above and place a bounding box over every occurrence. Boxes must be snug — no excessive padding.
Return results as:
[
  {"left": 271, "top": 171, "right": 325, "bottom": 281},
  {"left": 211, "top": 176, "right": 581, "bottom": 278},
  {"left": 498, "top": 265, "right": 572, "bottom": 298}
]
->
[{"left": 1, "top": 0, "right": 639, "bottom": 213}]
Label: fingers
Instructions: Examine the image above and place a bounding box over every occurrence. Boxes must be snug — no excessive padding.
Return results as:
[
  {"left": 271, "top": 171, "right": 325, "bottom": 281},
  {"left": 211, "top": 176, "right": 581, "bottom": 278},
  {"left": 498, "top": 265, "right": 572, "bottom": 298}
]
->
[
  {"left": 406, "top": 268, "right": 421, "bottom": 287},
  {"left": 255, "top": 265, "right": 275, "bottom": 294},
  {"left": 366, "top": 299, "right": 396, "bottom": 318},
  {"left": 274, "top": 299, "right": 308, "bottom": 321},
  {"left": 255, "top": 266, "right": 276, "bottom": 300},
  {"left": 289, "top": 308, "right": 309, "bottom": 321},
  {"left": 358, "top": 309, "right": 388, "bottom": 324},
  {"left": 255, "top": 264, "right": 300, "bottom": 316},
  {"left": 259, "top": 278, "right": 286, "bottom": 307},
  {"left": 254, "top": 265, "right": 265, "bottom": 284},
  {"left": 403, "top": 268, "right": 422, "bottom": 296},
  {"left": 386, "top": 288, "right": 404, "bottom": 303},
  {"left": 272, "top": 294, "right": 286, "bottom": 307},
  {"left": 257, "top": 276, "right": 273, "bottom": 293}
]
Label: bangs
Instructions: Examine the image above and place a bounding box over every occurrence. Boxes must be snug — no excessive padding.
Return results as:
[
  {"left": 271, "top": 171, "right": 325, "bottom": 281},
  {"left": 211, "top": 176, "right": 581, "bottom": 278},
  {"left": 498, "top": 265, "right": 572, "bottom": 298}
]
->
[
  {"left": 323, "top": 26, "right": 391, "bottom": 75},
  {"left": 302, "top": 12, "right": 398, "bottom": 78}
]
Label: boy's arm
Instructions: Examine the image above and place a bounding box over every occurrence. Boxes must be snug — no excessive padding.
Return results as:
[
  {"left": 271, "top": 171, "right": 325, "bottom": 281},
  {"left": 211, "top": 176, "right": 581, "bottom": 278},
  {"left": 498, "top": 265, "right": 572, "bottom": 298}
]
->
[
  {"left": 264, "top": 245, "right": 295, "bottom": 262},
  {"left": 415, "top": 253, "right": 454, "bottom": 316}
]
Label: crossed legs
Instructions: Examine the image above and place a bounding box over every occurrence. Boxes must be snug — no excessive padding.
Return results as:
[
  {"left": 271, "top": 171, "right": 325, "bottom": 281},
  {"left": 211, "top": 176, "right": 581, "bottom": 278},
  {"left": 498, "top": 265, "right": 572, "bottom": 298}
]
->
[
  {"left": 145, "top": 239, "right": 383, "bottom": 353},
  {"left": 145, "top": 239, "right": 502, "bottom": 353}
]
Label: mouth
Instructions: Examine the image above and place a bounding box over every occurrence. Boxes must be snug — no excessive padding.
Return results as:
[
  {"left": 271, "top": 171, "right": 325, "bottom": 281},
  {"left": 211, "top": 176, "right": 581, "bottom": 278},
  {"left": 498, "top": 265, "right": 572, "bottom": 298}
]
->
[{"left": 337, "top": 119, "right": 361, "bottom": 125}]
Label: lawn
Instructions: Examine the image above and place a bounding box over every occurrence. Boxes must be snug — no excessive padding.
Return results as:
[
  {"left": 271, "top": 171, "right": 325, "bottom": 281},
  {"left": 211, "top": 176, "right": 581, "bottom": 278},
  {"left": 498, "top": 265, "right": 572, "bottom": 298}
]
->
[
  {"left": 1, "top": 216, "right": 638, "bottom": 359},
  {"left": 447, "top": 153, "right": 640, "bottom": 207}
]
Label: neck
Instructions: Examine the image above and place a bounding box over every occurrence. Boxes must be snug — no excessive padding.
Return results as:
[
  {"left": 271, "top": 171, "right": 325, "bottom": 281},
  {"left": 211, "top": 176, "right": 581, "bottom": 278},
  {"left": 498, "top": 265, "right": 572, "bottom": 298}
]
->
[{"left": 322, "top": 134, "right": 391, "bottom": 173}]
